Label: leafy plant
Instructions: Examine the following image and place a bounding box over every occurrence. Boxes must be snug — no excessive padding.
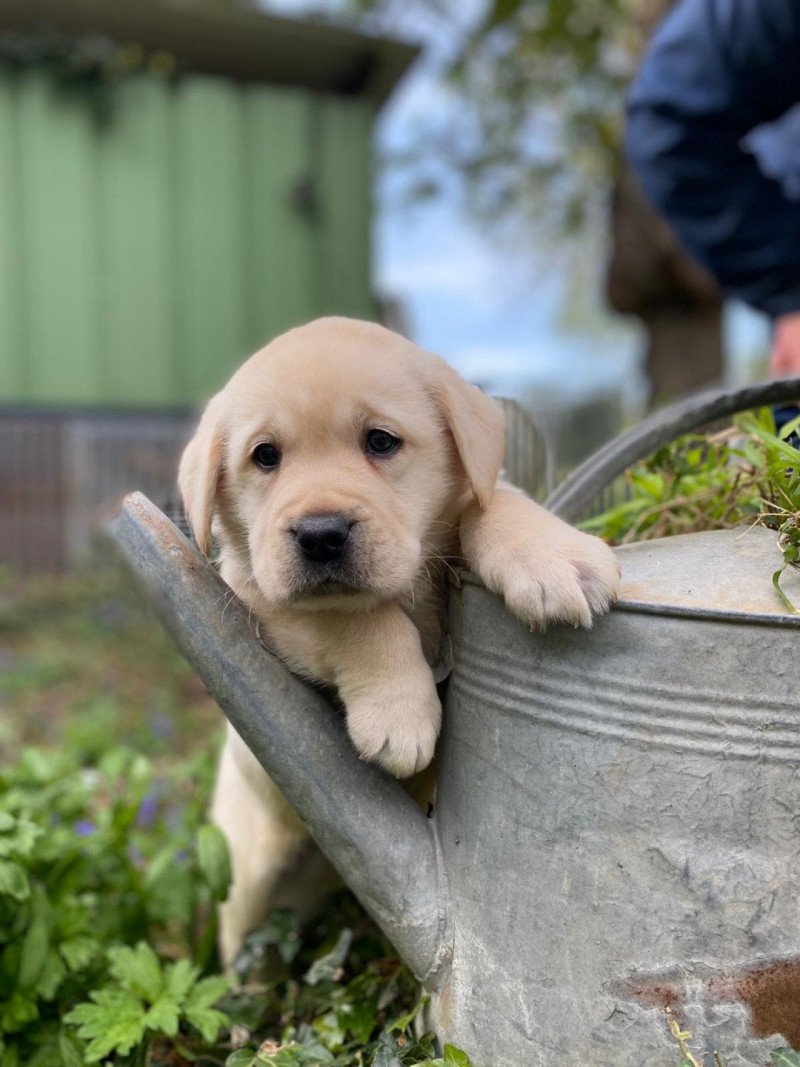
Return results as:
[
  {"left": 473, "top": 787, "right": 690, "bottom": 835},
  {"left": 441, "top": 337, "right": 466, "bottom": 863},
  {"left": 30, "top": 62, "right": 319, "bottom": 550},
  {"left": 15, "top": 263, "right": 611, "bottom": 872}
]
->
[
  {"left": 221, "top": 898, "right": 471, "bottom": 1067},
  {"left": 65, "top": 944, "right": 229, "bottom": 1062},
  {"left": 0, "top": 571, "right": 475, "bottom": 1065},
  {"left": 0, "top": 742, "right": 228, "bottom": 1065},
  {"left": 581, "top": 407, "right": 800, "bottom": 609}
]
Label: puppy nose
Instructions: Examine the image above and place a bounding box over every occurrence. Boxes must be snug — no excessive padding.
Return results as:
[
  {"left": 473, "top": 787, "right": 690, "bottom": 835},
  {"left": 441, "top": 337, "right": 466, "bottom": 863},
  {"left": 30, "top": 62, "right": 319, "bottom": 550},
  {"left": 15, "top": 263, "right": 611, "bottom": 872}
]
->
[{"left": 293, "top": 514, "right": 352, "bottom": 564}]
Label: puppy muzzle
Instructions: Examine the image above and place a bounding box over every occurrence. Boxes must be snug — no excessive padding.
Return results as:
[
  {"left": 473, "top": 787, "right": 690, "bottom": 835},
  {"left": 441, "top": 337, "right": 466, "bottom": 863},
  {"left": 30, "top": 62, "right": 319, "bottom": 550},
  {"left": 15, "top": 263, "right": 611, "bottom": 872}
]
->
[{"left": 288, "top": 512, "right": 366, "bottom": 597}]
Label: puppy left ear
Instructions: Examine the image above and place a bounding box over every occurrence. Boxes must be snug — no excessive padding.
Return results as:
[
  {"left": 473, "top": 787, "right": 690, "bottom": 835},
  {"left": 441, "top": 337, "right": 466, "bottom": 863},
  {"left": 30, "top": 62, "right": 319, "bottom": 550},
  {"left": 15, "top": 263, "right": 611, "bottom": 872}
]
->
[
  {"left": 432, "top": 357, "right": 505, "bottom": 508},
  {"left": 178, "top": 393, "right": 226, "bottom": 557}
]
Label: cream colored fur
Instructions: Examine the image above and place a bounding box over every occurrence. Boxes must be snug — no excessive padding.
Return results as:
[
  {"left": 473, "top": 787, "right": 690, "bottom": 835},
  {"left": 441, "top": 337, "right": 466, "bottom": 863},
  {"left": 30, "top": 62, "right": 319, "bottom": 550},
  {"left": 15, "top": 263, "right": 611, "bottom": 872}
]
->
[{"left": 178, "top": 317, "right": 620, "bottom": 965}]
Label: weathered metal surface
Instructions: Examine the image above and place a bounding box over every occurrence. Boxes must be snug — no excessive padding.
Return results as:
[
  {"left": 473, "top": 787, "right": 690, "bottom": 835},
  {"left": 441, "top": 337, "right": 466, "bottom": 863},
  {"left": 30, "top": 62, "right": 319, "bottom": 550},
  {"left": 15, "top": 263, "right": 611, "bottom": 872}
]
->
[
  {"left": 108, "top": 493, "right": 452, "bottom": 987},
  {"left": 111, "top": 493, "right": 800, "bottom": 1065},
  {"left": 616, "top": 525, "right": 800, "bottom": 623},
  {"left": 435, "top": 566, "right": 800, "bottom": 1064}
]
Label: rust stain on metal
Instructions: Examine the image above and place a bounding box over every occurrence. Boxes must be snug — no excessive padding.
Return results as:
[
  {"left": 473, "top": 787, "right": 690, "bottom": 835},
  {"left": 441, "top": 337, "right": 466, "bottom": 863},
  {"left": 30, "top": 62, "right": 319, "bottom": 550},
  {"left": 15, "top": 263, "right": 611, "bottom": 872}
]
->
[
  {"left": 708, "top": 957, "right": 800, "bottom": 1047},
  {"left": 624, "top": 978, "right": 681, "bottom": 1009},
  {"left": 624, "top": 956, "right": 800, "bottom": 1049}
]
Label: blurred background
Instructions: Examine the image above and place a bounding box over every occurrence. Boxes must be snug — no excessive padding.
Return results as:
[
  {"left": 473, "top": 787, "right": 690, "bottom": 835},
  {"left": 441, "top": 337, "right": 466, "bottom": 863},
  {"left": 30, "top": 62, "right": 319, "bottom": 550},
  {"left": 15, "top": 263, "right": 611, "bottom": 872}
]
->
[{"left": 0, "top": 0, "right": 772, "bottom": 574}]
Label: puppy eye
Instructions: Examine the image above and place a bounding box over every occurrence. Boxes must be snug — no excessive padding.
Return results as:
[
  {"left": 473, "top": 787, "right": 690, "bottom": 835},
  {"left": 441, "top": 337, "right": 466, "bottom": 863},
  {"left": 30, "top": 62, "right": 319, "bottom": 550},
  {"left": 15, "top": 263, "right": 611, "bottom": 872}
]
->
[
  {"left": 365, "top": 429, "right": 402, "bottom": 457},
  {"left": 252, "top": 442, "right": 281, "bottom": 470}
]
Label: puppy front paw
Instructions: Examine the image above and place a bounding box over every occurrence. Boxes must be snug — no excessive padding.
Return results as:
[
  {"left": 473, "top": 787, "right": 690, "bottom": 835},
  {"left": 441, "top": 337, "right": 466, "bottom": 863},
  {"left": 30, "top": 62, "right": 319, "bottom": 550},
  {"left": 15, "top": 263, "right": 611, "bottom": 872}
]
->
[
  {"left": 486, "top": 527, "right": 620, "bottom": 630},
  {"left": 346, "top": 677, "right": 441, "bottom": 779}
]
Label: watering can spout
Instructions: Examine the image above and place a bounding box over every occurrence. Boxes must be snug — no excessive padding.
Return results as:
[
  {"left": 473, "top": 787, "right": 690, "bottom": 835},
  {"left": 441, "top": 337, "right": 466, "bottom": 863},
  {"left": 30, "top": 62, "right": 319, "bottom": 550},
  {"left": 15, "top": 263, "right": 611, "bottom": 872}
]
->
[{"left": 108, "top": 494, "right": 452, "bottom": 987}]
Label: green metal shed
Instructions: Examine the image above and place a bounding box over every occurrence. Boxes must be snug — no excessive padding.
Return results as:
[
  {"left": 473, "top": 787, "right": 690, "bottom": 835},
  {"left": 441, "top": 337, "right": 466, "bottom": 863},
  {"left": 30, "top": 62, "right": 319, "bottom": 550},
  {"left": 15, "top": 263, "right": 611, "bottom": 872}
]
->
[{"left": 0, "top": 0, "right": 416, "bottom": 409}]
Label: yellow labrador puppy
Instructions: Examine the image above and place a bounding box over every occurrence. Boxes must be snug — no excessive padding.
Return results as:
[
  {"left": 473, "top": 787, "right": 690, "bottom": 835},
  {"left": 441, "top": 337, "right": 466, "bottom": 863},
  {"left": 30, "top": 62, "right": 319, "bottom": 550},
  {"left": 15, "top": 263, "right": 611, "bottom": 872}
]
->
[{"left": 179, "top": 317, "right": 619, "bottom": 964}]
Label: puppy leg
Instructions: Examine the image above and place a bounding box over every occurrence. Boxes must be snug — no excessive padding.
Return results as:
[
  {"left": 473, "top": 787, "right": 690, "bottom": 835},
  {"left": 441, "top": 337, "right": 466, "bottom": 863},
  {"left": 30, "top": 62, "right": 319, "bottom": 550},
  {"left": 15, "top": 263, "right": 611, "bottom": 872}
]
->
[
  {"left": 459, "top": 483, "right": 620, "bottom": 630},
  {"left": 212, "top": 725, "right": 311, "bottom": 968},
  {"left": 332, "top": 605, "right": 441, "bottom": 780}
]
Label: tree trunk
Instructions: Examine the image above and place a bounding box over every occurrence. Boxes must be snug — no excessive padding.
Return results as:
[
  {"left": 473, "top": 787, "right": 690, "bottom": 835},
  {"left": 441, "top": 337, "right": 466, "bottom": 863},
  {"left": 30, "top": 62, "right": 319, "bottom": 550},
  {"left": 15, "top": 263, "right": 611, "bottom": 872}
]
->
[
  {"left": 642, "top": 306, "right": 724, "bottom": 401},
  {"left": 606, "top": 166, "right": 724, "bottom": 406},
  {"left": 605, "top": 0, "right": 725, "bottom": 408}
]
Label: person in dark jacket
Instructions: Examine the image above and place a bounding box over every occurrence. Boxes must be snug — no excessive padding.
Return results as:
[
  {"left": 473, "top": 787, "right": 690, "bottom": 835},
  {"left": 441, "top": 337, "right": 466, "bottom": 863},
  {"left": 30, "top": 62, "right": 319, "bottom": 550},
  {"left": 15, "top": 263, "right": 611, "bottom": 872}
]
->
[{"left": 626, "top": 0, "right": 800, "bottom": 376}]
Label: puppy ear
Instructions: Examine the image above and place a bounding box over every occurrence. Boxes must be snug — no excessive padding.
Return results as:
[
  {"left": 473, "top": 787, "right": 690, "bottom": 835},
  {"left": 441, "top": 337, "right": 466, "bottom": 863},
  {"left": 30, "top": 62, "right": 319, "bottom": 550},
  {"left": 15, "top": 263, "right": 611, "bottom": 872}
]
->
[
  {"left": 432, "top": 358, "right": 505, "bottom": 508},
  {"left": 178, "top": 394, "right": 226, "bottom": 557}
]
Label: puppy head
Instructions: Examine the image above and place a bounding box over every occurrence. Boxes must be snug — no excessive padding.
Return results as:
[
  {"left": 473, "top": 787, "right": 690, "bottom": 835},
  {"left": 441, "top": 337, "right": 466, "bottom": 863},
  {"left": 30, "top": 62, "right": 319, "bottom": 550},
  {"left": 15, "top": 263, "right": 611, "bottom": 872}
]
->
[{"left": 178, "top": 318, "right": 504, "bottom": 609}]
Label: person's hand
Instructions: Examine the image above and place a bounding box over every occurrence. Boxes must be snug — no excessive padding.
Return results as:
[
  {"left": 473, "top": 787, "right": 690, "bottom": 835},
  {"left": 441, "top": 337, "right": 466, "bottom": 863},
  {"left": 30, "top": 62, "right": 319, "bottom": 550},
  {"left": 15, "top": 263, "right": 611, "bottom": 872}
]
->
[{"left": 771, "top": 311, "right": 800, "bottom": 377}]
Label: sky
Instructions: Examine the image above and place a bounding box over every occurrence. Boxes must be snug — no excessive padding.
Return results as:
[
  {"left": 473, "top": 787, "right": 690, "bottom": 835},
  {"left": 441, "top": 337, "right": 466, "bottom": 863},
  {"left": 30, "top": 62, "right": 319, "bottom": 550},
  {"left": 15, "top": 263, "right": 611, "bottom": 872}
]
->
[{"left": 263, "top": 0, "right": 771, "bottom": 416}]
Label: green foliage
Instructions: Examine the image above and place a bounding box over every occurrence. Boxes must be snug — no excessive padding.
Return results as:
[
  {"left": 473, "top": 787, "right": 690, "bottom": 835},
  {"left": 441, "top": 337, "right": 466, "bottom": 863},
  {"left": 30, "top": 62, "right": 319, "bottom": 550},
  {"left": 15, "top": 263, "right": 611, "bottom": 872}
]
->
[
  {"left": 222, "top": 897, "right": 471, "bottom": 1067},
  {"left": 356, "top": 0, "right": 632, "bottom": 235},
  {"left": 65, "top": 944, "right": 230, "bottom": 1060},
  {"left": 0, "top": 570, "right": 474, "bottom": 1065},
  {"left": 582, "top": 408, "right": 800, "bottom": 609},
  {"left": 0, "top": 28, "right": 176, "bottom": 123},
  {"left": 0, "top": 734, "right": 472, "bottom": 1066},
  {"left": 0, "top": 741, "right": 229, "bottom": 1065}
]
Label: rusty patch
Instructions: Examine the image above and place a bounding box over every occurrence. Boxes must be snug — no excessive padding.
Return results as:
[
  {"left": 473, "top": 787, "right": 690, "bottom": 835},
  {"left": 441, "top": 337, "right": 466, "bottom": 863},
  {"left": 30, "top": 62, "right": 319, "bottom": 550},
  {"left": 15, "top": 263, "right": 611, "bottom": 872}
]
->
[
  {"left": 623, "top": 956, "right": 800, "bottom": 1049},
  {"left": 624, "top": 978, "right": 682, "bottom": 1010},
  {"left": 708, "top": 957, "right": 800, "bottom": 1048}
]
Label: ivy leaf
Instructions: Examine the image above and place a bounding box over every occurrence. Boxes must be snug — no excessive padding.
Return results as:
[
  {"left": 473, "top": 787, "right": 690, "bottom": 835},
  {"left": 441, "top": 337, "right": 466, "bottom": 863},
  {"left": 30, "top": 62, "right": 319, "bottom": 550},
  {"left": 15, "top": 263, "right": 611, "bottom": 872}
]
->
[
  {"left": 64, "top": 987, "right": 147, "bottom": 1062},
  {"left": 225, "top": 1050, "right": 256, "bottom": 1067},
  {"left": 371, "top": 1049, "right": 401, "bottom": 1067},
  {"left": 443, "top": 1045, "right": 472, "bottom": 1066},
  {"left": 304, "top": 929, "right": 352, "bottom": 986}
]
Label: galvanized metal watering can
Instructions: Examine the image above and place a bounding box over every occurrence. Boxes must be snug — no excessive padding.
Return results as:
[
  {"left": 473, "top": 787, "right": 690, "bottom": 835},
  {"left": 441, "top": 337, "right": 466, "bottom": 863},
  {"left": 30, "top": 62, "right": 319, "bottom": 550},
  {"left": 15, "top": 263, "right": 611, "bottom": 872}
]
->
[{"left": 112, "top": 379, "right": 800, "bottom": 1067}]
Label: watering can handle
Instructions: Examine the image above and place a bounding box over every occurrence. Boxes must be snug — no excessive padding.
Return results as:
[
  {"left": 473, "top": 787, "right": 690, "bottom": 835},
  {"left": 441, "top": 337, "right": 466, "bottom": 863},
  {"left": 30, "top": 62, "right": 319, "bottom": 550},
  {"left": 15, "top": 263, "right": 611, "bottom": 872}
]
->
[{"left": 545, "top": 377, "right": 800, "bottom": 523}]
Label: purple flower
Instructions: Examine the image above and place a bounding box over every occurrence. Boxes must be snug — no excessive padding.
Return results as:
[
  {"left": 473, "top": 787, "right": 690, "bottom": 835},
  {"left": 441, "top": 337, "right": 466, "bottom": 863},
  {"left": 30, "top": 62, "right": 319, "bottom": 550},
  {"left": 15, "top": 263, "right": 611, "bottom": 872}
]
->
[
  {"left": 136, "top": 792, "right": 161, "bottom": 829},
  {"left": 74, "top": 820, "right": 95, "bottom": 837}
]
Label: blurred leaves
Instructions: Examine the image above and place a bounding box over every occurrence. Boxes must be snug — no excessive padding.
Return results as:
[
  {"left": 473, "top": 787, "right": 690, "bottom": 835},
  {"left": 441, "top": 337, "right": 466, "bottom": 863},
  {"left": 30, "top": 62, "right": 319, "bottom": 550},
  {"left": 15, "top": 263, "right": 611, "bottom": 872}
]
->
[
  {"left": 356, "top": 0, "right": 636, "bottom": 237},
  {"left": 0, "top": 28, "right": 176, "bottom": 122}
]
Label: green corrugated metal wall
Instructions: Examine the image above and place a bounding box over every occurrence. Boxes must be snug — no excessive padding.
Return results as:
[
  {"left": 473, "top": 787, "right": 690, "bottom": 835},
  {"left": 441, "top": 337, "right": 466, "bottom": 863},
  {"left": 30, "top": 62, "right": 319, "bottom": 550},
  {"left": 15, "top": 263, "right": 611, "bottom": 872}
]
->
[{"left": 0, "top": 68, "right": 374, "bottom": 407}]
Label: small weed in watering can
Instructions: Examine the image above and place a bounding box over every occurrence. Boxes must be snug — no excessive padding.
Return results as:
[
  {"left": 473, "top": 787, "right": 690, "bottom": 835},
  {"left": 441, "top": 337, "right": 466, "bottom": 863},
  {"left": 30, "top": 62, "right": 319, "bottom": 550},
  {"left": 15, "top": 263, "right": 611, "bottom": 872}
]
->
[{"left": 583, "top": 406, "right": 800, "bottom": 609}]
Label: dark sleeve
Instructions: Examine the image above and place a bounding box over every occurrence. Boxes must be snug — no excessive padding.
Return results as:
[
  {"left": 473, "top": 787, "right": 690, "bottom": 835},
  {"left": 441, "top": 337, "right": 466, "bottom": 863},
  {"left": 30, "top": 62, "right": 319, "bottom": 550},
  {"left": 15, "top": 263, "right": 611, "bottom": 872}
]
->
[{"left": 626, "top": 0, "right": 800, "bottom": 317}]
